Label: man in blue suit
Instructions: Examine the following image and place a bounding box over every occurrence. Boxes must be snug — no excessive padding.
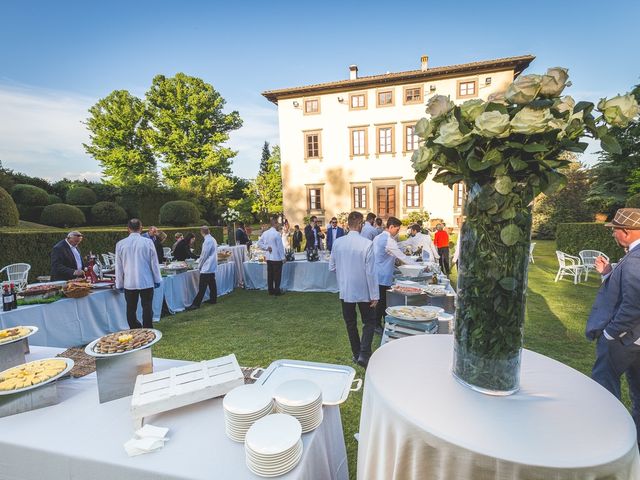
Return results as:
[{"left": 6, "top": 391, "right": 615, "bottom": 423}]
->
[
  {"left": 325, "top": 217, "right": 345, "bottom": 251},
  {"left": 586, "top": 208, "right": 640, "bottom": 443}
]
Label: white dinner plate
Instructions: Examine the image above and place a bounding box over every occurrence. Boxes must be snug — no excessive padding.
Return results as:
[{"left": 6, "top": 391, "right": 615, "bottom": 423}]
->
[
  {"left": 223, "top": 384, "right": 273, "bottom": 415},
  {"left": 273, "top": 379, "right": 322, "bottom": 407},
  {"left": 245, "top": 414, "right": 302, "bottom": 456}
]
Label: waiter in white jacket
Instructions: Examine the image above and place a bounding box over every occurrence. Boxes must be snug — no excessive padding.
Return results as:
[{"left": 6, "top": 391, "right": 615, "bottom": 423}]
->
[
  {"left": 258, "top": 216, "right": 286, "bottom": 296},
  {"left": 373, "top": 217, "right": 420, "bottom": 334},
  {"left": 329, "top": 211, "right": 379, "bottom": 368},
  {"left": 186, "top": 226, "right": 218, "bottom": 310},
  {"left": 398, "top": 223, "right": 440, "bottom": 262},
  {"left": 115, "top": 218, "right": 162, "bottom": 329}
]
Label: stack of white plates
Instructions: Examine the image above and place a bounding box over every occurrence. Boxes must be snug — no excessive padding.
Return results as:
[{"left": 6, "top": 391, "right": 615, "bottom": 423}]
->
[
  {"left": 223, "top": 384, "right": 273, "bottom": 442},
  {"left": 273, "top": 379, "right": 323, "bottom": 433},
  {"left": 245, "top": 414, "right": 303, "bottom": 477}
]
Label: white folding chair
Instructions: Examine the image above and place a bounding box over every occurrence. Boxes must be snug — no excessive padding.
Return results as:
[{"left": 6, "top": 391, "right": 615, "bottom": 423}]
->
[
  {"left": 579, "top": 250, "right": 609, "bottom": 281},
  {"left": 555, "top": 251, "right": 586, "bottom": 284},
  {"left": 101, "top": 254, "right": 113, "bottom": 269},
  {"left": 529, "top": 243, "right": 536, "bottom": 264},
  {"left": 163, "top": 247, "right": 173, "bottom": 261},
  {"left": 0, "top": 263, "right": 31, "bottom": 291}
]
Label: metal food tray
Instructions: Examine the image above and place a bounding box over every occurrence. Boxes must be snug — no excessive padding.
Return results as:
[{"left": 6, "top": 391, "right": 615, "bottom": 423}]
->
[
  {"left": 0, "top": 357, "right": 74, "bottom": 396},
  {"left": 251, "top": 359, "right": 361, "bottom": 406},
  {"left": 84, "top": 329, "right": 162, "bottom": 358},
  {"left": 385, "top": 306, "right": 438, "bottom": 322},
  {"left": 0, "top": 326, "right": 38, "bottom": 346}
]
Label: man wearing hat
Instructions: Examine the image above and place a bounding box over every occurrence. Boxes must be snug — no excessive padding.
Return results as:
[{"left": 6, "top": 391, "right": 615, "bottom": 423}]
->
[
  {"left": 586, "top": 208, "right": 640, "bottom": 443},
  {"left": 50, "top": 231, "right": 86, "bottom": 281}
]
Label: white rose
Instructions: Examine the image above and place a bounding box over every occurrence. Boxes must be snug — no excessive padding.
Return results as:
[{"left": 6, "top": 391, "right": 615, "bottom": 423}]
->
[
  {"left": 510, "top": 107, "right": 554, "bottom": 134},
  {"left": 474, "top": 111, "right": 511, "bottom": 138},
  {"left": 554, "top": 95, "right": 575, "bottom": 115},
  {"left": 540, "top": 67, "right": 570, "bottom": 97},
  {"left": 597, "top": 94, "right": 640, "bottom": 127},
  {"left": 411, "top": 146, "right": 436, "bottom": 171},
  {"left": 414, "top": 118, "right": 435, "bottom": 139},
  {"left": 460, "top": 99, "right": 486, "bottom": 122},
  {"left": 488, "top": 91, "right": 508, "bottom": 105},
  {"left": 433, "top": 117, "right": 470, "bottom": 147},
  {"left": 505, "top": 74, "right": 542, "bottom": 104},
  {"left": 426, "top": 95, "right": 454, "bottom": 118}
]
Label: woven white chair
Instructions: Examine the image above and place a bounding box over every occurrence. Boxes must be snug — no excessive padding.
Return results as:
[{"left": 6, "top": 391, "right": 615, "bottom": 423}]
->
[
  {"left": 529, "top": 243, "right": 536, "bottom": 263},
  {"left": 163, "top": 247, "right": 173, "bottom": 261},
  {"left": 0, "top": 263, "right": 31, "bottom": 291},
  {"left": 579, "top": 250, "right": 609, "bottom": 281},
  {"left": 555, "top": 251, "right": 586, "bottom": 284}
]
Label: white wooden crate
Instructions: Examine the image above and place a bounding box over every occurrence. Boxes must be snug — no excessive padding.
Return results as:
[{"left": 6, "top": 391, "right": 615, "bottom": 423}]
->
[{"left": 131, "top": 354, "right": 244, "bottom": 428}]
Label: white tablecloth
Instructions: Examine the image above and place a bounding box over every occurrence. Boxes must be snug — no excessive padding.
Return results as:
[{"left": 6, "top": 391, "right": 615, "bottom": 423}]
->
[
  {"left": 358, "top": 335, "right": 640, "bottom": 480},
  {"left": 0, "top": 347, "right": 348, "bottom": 480},
  {"left": 0, "top": 263, "right": 236, "bottom": 348},
  {"left": 243, "top": 261, "right": 338, "bottom": 293},
  {"left": 219, "top": 245, "right": 248, "bottom": 287}
]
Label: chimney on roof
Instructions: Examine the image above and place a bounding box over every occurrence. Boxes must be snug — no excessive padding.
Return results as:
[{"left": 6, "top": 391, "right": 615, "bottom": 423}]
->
[
  {"left": 349, "top": 65, "right": 358, "bottom": 80},
  {"left": 421, "top": 55, "right": 429, "bottom": 71}
]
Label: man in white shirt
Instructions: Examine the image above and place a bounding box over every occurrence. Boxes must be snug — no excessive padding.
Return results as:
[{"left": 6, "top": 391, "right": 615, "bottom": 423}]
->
[
  {"left": 398, "top": 224, "right": 440, "bottom": 262},
  {"left": 373, "top": 217, "right": 420, "bottom": 334},
  {"left": 258, "top": 216, "right": 286, "bottom": 296},
  {"left": 330, "top": 211, "right": 379, "bottom": 368},
  {"left": 115, "top": 218, "right": 162, "bottom": 329},
  {"left": 186, "top": 226, "right": 218, "bottom": 310},
  {"left": 361, "top": 212, "right": 380, "bottom": 241}
]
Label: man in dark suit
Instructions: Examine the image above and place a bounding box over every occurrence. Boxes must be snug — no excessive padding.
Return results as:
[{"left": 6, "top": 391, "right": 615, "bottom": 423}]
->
[
  {"left": 586, "top": 208, "right": 640, "bottom": 443},
  {"left": 292, "top": 225, "right": 303, "bottom": 252},
  {"left": 235, "top": 222, "right": 252, "bottom": 251},
  {"left": 142, "top": 226, "right": 164, "bottom": 264},
  {"left": 325, "top": 217, "right": 345, "bottom": 251},
  {"left": 304, "top": 216, "right": 324, "bottom": 250},
  {"left": 51, "top": 231, "right": 86, "bottom": 281}
]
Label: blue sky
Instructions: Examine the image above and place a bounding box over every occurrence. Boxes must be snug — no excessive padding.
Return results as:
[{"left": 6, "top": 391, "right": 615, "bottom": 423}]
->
[{"left": 0, "top": 0, "right": 638, "bottom": 181}]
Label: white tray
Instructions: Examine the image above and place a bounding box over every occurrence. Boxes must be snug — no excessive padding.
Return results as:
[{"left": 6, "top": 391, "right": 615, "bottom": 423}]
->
[
  {"left": 386, "top": 306, "right": 438, "bottom": 322},
  {"left": 0, "top": 326, "right": 38, "bottom": 346},
  {"left": 84, "top": 329, "right": 162, "bottom": 358},
  {"left": 251, "top": 359, "right": 361, "bottom": 406},
  {"left": 0, "top": 357, "right": 74, "bottom": 396}
]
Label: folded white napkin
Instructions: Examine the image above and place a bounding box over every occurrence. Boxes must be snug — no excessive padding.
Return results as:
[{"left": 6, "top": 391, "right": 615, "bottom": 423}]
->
[{"left": 124, "top": 424, "right": 170, "bottom": 457}]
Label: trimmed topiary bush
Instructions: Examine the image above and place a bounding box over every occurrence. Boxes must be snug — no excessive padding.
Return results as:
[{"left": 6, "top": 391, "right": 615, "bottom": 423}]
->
[
  {"left": 626, "top": 193, "right": 640, "bottom": 208},
  {"left": 0, "top": 186, "right": 19, "bottom": 226},
  {"left": 159, "top": 200, "right": 200, "bottom": 226},
  {"left": 17, "top": 205, "right": 45, "bottom": 223},
  {"left": 66, "top": 186, "right": 97, "bottom": 205},
  {"left": 11, "top": 184, "right": 49, "bottom": 206},
  {"left": 48, "top": 194, "right": 62, "bottom": 205},
  {"left": 556, "top": 222, "right": 626, "bottom": 262},
  {"left": 40, "top": 204, "right": 86, "bottom": 227},
  {"left": 91, "top": 201, "right": 128, "bottom": 225}
]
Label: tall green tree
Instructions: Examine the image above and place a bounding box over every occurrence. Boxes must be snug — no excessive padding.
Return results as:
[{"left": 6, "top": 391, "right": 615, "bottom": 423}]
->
[
  {"left": 145, "top": 73, "right": 242, "bottom": 184},
  {"left": 83, "top": 90, "right": 157, "bottom": 186},
  {"left": 248, "top": 146, "right": 283, "bottom": 221},
  {"left": 588, "top": 83, "right": 640, "bottom": 213},
  {"left": 259, "top": 141, "right": 271, "bottom": 175}
]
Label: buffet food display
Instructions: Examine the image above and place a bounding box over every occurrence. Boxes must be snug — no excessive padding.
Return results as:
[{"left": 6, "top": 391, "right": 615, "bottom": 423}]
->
[
  {"left": 217, "top": 250, "right": 233, "bottom": 263},
  {"left": 0, "top": 326, "right": 34, "bottom": 345},
  {"left": 0, "top": 358, "right": 73, "bottom": 393},
  {"left": 86, "top": 328, "right": 159, "bottom": 356},
  {"left": 62, "top": 280, "right": 92, "bottom": 298},
  {"left": 385, "top": 306, "right": 439, "bottom": 322},
  {"left": 20, "top": 283, "right": 64, "bottom": 300}
]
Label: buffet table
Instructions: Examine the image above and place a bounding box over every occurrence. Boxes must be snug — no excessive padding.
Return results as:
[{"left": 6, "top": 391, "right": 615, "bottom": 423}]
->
[
  {"left": 219, "top": 245, "right": 248, "bottom": 287},
  {"left": 0, "top": 347, "right": 348, "bottom": 480},
  {"left": 358, "top": 335, "right": 640, "bottom": 480},
  {"left": 0, "top": 263, "right": 236, "bottom": 348},
  {"left": 243, "top": 261, "right": 338, "bottom": 293}
]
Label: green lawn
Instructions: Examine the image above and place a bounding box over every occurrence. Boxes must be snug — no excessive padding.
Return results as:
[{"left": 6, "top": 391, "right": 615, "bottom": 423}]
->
[{"left": 151, "top": 240, "right": 616, "bottom": 479}]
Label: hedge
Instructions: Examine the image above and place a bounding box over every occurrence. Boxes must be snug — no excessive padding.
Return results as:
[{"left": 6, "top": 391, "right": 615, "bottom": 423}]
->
[
  {"left": 40, "top": 204, "right": 86, "bottom": 227},
  {"left": 159, "top": 201, "right": 201, "bottom": 226},
  {"left": 17, "top": 205, "right": 45, "bottom": 223},
  {"left": 556, "top": 222, "right": 625, "bottom": 262},
  {"left": 66, "top": 186, "right": 97, "bottom": 205},
  {"left": 0, "top": 187, "right": 19, "bottom": 227},
  {"left": 0, "top": 226, "right": 223, "bottom": 281},
  {"left": 12, "top": 184, "right": 49, "bottom": 206},
  {"left": 48, "top": 194, "right": 62, "bottom": 205},
  {"left": 91, "top": 201, "right": 128, "bottom": 225},
  {"left": 627, "top": 193, "right": 640, "bottom": 208}
]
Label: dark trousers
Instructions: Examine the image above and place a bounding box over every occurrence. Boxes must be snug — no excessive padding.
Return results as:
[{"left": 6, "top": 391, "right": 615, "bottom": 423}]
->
[
  {"left": 438, "top": 247, "right": 450, "bottom": 275},
  {"left": 124, "top": 288, "right": 154, "bottom": 329},
  {"left": 375, "top": 285, "right": 390, "bottom": 330},
  {"left": 592, "top": 335, "right": 640, "bottom": 443},
  {"left": 192, "top": 272, "right": 217, "bottom": 307},
  {"left": 266, "top": 260, "right": 283, "bottom": 294},
  {"left": 341, "top": 300, "right": 376, "bottom": 360}
]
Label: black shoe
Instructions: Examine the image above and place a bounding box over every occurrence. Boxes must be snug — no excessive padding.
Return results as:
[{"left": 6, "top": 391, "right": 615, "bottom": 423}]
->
[
  {"left": 351, "top": 354, "right": 359, "bottom": 364},
  {"left": 357, "top": 356, "right": 369, "bottom": 369},
  {"left": 185, "top": 304, "right": 199, "bottom": 311},
  {"left": 374, "top": 327, "right": 384, "bottom": 336}
]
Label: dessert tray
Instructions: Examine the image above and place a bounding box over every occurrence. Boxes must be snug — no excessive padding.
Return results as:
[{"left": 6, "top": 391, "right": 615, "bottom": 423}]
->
[
  {"left": 0, "top": 357, "right": 74, "bottom": 395},
  {"left": 386, "top": 306, "right": 439, "bottom": 322},
  {"left": 20, "top": 283, "right": 65, "bottom": 299},
  {"left": 85, "top": 328, "right": 162, "bottom": 357},
  {"left": 0, "top": 326, "right": 38, "bottom": 346}
]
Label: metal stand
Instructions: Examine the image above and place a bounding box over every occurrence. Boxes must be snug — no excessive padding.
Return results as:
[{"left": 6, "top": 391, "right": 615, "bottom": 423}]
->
[
  {"left": 381, "top": 316, "right": 438, "bottom": 346},
  {"left": 95, "top": 348, "right": 153, "bottom": 403},
  {"left": 0, "top": 382, "right": 58, "bottom": 418},
  {"left": 0, "top": 340, "right": 27, "bottom": 371}
]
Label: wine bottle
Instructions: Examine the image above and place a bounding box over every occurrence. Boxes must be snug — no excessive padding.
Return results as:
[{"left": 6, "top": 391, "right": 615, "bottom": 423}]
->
[
  {"left": 10, "top": 282, "right": 17, "bottom": 309},
  {"left": 2, "top": 285, "right": 11, "bottom": 312}
]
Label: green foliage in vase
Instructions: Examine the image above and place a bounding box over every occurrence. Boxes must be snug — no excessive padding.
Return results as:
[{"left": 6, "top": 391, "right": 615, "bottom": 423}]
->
[{"left": 412, "top": 67, "right": 639, "bottom": 392}]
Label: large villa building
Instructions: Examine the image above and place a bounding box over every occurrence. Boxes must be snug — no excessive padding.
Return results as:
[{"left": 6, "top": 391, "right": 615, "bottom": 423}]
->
[{"left": 262, "top": 54, "right": 534, "bottom": 228}]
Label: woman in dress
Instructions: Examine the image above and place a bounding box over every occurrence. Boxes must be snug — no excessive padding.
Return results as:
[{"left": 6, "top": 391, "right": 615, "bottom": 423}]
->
[
  {"left": 281, "top": 219, "right": 291, "bottom": 250},
  {"left": 173, "top": 233, "right": 197, "bottom": 261}
]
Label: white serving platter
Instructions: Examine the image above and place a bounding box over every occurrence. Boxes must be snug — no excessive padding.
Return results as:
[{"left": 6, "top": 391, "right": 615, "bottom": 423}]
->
[
  {"left": 252, "top": 359, "right": 360, "bottom": 406},
  {"left": 0, "top": 326, "right": 38, "bottom": 346},
  {"left": 84, "top": 329, "right": 162, "bottom": 358},
  {"left": 386, "top": 306, "right": 438, "bottom": 322},
  {"left": 0, "top": 357, "right": 74, "bottom": 396}
]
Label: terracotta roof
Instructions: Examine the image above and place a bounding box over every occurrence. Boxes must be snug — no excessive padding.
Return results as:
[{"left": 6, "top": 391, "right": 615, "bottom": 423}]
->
[{"left": 262, "top": 55, "right": 535, "bottom": 104}]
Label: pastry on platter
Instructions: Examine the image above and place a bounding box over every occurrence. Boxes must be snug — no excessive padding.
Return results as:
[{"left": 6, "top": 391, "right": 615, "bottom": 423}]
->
[
  {"left": 0, "top": 326, "right": 31, "bottom": 345},
  {"left": 0, "top": 359, "right": 67, "bottom": 391},
  {"left": 93, "top": 329, "right": 156, "bottom": 354}
]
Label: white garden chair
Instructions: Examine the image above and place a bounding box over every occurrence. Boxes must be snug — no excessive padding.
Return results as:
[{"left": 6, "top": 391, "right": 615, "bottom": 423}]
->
[
  {"left": 163, "top": 247, "right": 173, "bottom": 262},
  {"left": 529, "top": 243, "right": 536, "bottom": 264},
  {"left": 554, "top": 251, "right": 586, "bottom": 284},
  {"left": 579, "top": 250, "right": 609, "bottom": 281},
  {"left": 0, "top": 263, "right": 31, "bottom": 291}
]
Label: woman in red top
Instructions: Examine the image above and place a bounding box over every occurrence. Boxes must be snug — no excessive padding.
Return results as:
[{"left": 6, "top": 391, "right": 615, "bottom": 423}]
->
[{"left": 434, "top": 224, "right": 450, "bottom": 275}]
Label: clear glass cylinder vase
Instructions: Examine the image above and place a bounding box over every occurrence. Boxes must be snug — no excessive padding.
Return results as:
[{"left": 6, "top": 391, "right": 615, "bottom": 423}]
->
[{"left": 452, "top": 182, "right": 533, "bottom": 395}]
